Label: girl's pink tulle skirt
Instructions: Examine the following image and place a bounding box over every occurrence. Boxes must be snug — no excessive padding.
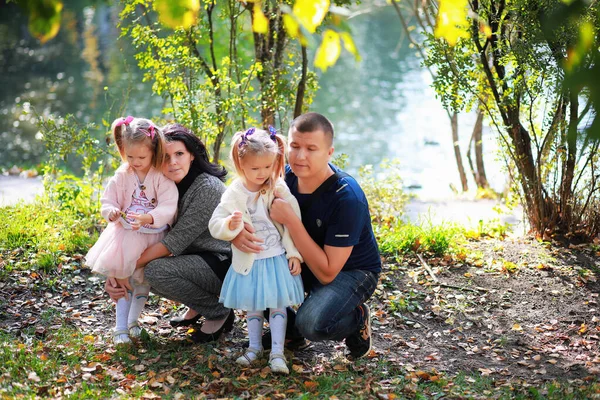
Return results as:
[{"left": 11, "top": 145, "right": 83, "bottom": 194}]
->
[{"left": 85, "top": 222, "right": 165, "bottom": 280}]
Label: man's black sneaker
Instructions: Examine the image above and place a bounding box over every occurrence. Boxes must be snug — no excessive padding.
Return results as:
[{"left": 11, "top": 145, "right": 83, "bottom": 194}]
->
[
  {"left": 260, "top": 329, "right": 310, "bottom": 351},
  {"left": 345, "top": 303, "right": 372, "bottom": 360}
]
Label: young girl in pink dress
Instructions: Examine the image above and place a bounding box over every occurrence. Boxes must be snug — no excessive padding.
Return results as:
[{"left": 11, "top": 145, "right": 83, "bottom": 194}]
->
[{"left": 85, "top": 116, "right": 178, "bottom": 345}]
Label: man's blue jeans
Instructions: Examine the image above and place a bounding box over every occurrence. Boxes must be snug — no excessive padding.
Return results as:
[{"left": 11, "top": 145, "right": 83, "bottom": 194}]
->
[{"left": 295, "top": 269, "right": 379, "bottom": 341}]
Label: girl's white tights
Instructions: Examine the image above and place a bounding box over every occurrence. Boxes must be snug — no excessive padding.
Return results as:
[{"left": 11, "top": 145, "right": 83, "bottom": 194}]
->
[
  {"left": 246, "top": 308, "right": 287, "bottom": 353},
  {"left": 115, "top": 280, "right": 150, "bottom": 335},
  {"left": 268, "top": 308, "right": 287, "bottom": 355},
  {"left": 246, "top": 311, "right": 264, "bottom": 351}
]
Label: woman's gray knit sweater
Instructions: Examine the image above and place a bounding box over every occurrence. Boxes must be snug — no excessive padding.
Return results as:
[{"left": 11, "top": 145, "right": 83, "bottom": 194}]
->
[{"left": 161, "top": 172, "right": 231, "bottom": 257}]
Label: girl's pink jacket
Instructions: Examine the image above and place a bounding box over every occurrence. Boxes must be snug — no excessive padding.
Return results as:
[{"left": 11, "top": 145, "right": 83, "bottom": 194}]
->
[{"left": 100, "top": 164, "right": 178, "bottom": 228}]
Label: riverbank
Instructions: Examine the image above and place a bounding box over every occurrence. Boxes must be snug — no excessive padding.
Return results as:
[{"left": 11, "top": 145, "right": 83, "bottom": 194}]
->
[{"left": 0, "top": 175, "right": 44, "bottom": 206}]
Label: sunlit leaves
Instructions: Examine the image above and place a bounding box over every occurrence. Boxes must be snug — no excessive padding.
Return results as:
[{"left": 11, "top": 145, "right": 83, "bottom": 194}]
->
[
  {"left": 293, "top": 0, "right": 330, "bottom": 34},
  {"left": 565, "top": 21, "right": 595, "bottom": 71},
  {"left": 314, "top": 29, "right": 341, "bottom": 71},
  {"left": 24, "top": 0, "right": 63, "bottom": 44},
  {"left": 252, "top": 3, "right": 269, "bottom": 34},
  {"left": 434, "top": 0, "right": 470, "bottom": 46},
  {"left": 340, "top": 32, "right": 360, "bottom": 61},
  {"left": 153, "top": 0, "right": 199, "bottom": 29}
]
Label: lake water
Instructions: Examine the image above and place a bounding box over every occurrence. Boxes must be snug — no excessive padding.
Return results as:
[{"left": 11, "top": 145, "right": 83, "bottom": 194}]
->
[{"left": 0, "top": 3, "right": 507, "bottom": 200}]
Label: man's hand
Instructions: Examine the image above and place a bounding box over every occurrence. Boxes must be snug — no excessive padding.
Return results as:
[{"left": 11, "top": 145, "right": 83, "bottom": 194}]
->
[
  {"left": 288, "top": 257, "right": 301, "bottom": 276},
  {"left": 270, "top": 192, "right": 296, "bottom": 226},
  {"left": 231, "top": 222, "right": 263, "bottom": 253},
  {"left": 129, "top": 213, "right": 153, "bottom": 230},
  {"left": 105, "top": 277, "right": 132, "bottom": 302},
  {"left": 229, "top": 210, "right": 243, "bottom": 230}
]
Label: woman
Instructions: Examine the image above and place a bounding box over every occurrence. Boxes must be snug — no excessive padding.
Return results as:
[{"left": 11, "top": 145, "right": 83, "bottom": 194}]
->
[{"left": 105, "top": 123, "right": 233, "bottom": 343}]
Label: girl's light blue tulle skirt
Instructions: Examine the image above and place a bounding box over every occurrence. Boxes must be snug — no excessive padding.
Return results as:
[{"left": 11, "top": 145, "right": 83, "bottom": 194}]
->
[{"left": 219, "top": 253, "right": 304, "bottom": 311}]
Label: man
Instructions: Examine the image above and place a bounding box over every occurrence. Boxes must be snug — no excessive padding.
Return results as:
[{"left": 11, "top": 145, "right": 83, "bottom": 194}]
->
[{"left": 234, "top": 112, "right": 381, "bottom": 360}]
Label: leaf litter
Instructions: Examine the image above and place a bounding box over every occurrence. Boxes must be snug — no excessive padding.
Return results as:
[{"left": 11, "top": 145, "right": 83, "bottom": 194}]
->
[{"left": 1, "top": 236, "right": 599, "bottom": 397}]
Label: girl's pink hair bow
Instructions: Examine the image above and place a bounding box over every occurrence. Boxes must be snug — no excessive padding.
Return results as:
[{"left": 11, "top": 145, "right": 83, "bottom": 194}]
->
[
  {"left": 115, "top": 115, "right": 134, "bottom": 127},
  {"left": 147, "top": 125, "right": 155, "bottom": 140}
]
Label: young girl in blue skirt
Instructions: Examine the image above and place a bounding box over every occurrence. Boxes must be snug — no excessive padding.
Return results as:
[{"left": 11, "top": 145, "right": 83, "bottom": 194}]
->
[{"left": 209, "top": 126, "right": 304, "bottom": 374}]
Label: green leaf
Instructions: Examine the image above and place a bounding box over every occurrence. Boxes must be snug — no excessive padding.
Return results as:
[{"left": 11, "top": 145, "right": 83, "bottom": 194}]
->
[
  {"left": 26, "top": 0, "right": 63, "bottom": 44},
  {"left": 154, "top": 0, "right": 200, "bottom": 29}
]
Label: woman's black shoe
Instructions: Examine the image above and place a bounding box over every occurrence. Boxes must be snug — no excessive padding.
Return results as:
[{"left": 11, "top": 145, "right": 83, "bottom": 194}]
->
[
  {"left": 188, "top": 310, "right": 234, "bottom": 344},
  {"left": 169, "top": 311, "right": 201, "bottom": 328}
]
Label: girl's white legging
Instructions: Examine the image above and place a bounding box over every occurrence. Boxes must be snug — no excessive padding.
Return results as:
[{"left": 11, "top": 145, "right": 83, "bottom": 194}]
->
[
  {"left": 115, "top": 279, "right": 151, "bottom": 332},
  {"left": 247, "top": 308, "right": 287, "bottom": 354}
]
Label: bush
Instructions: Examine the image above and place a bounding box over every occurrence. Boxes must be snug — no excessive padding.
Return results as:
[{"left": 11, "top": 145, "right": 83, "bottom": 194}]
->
[{"left": 360, "top": 159, "right": 410, "bottom": 229}]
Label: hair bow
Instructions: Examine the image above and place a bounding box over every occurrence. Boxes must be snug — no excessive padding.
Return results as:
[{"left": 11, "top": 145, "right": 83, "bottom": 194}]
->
[
  {"left": 268, "top": 125, "right": 277, "bottom": 142},
  {"left": 146, "top": 125, "right": 155, "bottom": 141},
  {"left": 115, "top": 115, "right": 134, "bottom": 127},
  {"left": 238, "top": 127, "right": 255, "bottom": 148}
]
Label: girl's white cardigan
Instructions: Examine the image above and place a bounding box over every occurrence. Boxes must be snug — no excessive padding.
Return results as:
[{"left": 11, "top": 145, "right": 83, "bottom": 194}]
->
[{"left": 209, "top": 178, "right": 303, "bottom": 275}]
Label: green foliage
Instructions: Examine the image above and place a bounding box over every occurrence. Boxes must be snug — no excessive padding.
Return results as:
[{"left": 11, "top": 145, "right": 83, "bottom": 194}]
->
[
  {"left": 119, "top": 1, "right": 321, "bottom": 162},
  {"left": 388, "top": 289, "right": 424, "bottom": 313},
  {"left": 12, "top": 0, "right": 63, "bottom": 44},
  {"left": 0, "top": 114, "right": 104, "bottom": 272},
  {"left": 360, "top": 159, "right": 409, "bottom": 229},
  {"left": 0, "top": 201, "right": 98, "bottom": 271},
  {"left": 422, "top": 0, "right": 600, "bottom": 238},
  {"left": 378, "top": 221, "right": 463, "bottom": 257}
]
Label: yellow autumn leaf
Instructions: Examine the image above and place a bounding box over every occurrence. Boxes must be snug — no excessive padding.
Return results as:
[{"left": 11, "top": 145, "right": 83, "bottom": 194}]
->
[
  {"left": 340, "top": 32, "right": 360, "bottom": 61},
  {"left": 434, "top": 0, "right": 470, "bottom": 46},
  {"left": 512, "top": 323, "right": 523, "bottom": 331},
  {"left": 283, "top": 14, "right": 300, "bottom": 38},
  {"left": 253, "top": 4, "right": 268, "bottom": 34},
  {"left": 154, "top": 0, "right": 200, "bottom": 29},
  {"left": 293, "top": 0, "right": 330, "bottom": 33},
  {"left": 83, "top": 335, "right": 95, "bottom": 343},
  {"left": 314, "top": 29, "right": 341, "bottom": 72},
  {"left": 283, "top": 14, "right": 308, "bottom": 46}
]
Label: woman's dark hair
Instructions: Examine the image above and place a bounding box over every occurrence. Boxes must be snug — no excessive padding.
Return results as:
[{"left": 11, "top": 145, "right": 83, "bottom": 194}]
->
[{"left": 162, "top": 123, "right": 227, "bottom": 181}]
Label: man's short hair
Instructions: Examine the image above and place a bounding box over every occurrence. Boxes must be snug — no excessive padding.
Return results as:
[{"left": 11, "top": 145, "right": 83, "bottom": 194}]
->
[{"left": 290, "top": 112, "right": 334, "bottom": 144}]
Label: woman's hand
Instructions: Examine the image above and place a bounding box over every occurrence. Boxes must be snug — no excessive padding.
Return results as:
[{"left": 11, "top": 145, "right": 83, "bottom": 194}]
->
[
  {"left": 288, "top": 257, "right": 301, "bottom": 276},
  {"left": 105, "top": 277, "right": 132, "bottom": 302},
  {"left": 229, "top": 211, "right": 243, "bottom": 230},
  {"left": 231, "top": 223, "right": 263, "bottom": 253},
  {"left": 129, "top": 213, "right": 154, "bottom": 230}
]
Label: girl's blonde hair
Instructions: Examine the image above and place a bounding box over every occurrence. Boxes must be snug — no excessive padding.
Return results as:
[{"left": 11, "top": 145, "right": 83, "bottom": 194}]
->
[
  {"left": 110, "top": 116, "right": 165, "bottom": 169},
  {"left": 230, "top": 127, "right": 286, "bottom": 194}
]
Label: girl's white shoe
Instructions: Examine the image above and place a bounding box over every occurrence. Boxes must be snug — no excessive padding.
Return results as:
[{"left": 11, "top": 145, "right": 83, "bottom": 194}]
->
[
  {"left": 128, "top": 322, "right": 143, "bottom": 338},
  {"left": 236, "top": 347, "right": 263, "bottom": 366},
  {"left": 269, "top": 352, "right": 289, "bottom": 375},
  {"left": 113, "top": 330, "right": 132, "bottom": 345}
]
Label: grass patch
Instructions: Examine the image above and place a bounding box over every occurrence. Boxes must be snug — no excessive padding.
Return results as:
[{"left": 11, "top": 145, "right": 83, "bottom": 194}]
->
[
  {"left": 0, "top": 199, "right": 98, "bottom": 274},
  {"left": 377, "top": 221, "right": 464, "bottom": 257}
]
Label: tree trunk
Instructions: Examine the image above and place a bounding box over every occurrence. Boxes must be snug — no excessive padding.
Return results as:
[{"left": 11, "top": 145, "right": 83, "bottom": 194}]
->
[
  {"left": 471, "top": 109, "right": 489, "bottom": 188},
  {"left": 451, "top": 112, "right": 469, "bottom": 192},
  {"left": 559, "top": 91, "right": 578, "bottom": 232},
  {"left": 294, "top": 46, "right": 308, "bottom": 118}
]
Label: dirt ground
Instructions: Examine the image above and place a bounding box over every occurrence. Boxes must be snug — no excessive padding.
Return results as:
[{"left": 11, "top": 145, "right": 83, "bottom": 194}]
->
[{"left": 2, "top": 237, "right": 599, "bottom": 385}]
